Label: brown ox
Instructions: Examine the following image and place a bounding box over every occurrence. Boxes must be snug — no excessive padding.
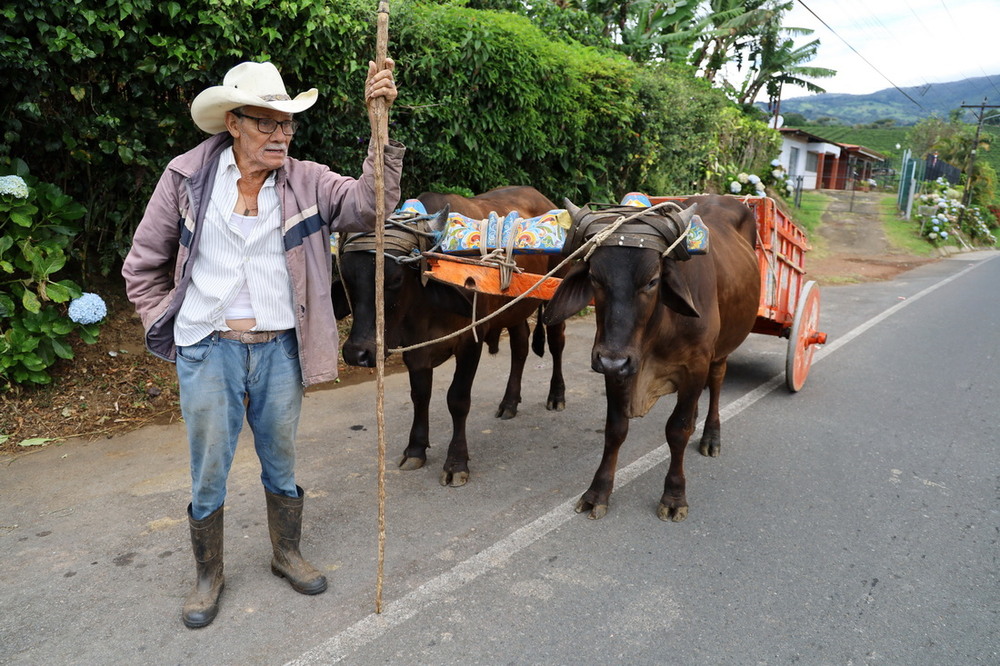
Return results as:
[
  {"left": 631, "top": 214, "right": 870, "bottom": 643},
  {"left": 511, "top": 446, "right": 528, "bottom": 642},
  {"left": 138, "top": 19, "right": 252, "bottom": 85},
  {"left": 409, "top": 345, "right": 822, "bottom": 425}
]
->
[
  {"left": 334, "top": 186, "right": 567, "bottom": 487},
  {"left": 543, "top": 194, "right": 760, "bottom": 520}
]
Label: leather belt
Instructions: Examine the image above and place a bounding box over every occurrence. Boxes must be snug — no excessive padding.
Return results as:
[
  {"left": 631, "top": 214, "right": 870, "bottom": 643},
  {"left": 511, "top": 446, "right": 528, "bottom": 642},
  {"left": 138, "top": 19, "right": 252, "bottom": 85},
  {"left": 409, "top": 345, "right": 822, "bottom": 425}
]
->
[{"left": 217, "top": 329, "right": 288, "bottom": 344}]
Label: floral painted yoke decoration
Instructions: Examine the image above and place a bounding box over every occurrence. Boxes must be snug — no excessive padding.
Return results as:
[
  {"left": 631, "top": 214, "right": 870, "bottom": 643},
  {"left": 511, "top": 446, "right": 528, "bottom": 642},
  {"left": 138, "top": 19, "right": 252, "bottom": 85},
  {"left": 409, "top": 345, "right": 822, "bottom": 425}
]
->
[{"left": 438, "top": 208, "right": 572, "bottom": 255}]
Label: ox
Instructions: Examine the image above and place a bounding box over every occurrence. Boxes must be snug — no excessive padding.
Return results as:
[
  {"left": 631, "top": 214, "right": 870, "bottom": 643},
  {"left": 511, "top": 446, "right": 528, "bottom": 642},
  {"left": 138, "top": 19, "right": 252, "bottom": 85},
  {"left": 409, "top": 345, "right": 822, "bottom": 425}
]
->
[
  {"left": 543, "top": 194, "right": 760, "bottom": 521},
  {"left": 334, "top": 186, "right": 567, "bottom": 487}
]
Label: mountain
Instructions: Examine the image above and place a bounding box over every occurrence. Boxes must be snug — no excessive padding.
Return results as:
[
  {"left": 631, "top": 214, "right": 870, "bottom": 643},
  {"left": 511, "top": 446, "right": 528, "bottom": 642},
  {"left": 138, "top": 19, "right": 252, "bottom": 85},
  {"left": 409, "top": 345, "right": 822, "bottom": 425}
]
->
[{"left": 767, "top": 74, "right": 1000, "bottom": 126}]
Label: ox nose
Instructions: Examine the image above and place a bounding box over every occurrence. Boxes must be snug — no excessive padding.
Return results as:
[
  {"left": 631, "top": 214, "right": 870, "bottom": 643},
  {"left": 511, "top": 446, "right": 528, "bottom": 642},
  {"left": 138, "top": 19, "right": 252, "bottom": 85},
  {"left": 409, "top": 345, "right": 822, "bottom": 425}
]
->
[
  {"left": 592, "top": 350, "right": 635, "bottom": 378},
  {"left": 342, "top": 341, "right": 377, "bottom": 368}
]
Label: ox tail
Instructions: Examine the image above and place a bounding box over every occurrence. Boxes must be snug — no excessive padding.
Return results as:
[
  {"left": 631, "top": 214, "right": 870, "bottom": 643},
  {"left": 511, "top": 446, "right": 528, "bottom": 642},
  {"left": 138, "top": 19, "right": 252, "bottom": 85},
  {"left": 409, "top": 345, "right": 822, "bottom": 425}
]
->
[
  {"left": 485, "top": 327, "right": 502, "bottom": 355},
  {"left": 531, "top": 304, "right": 547, "bottom": 358}
]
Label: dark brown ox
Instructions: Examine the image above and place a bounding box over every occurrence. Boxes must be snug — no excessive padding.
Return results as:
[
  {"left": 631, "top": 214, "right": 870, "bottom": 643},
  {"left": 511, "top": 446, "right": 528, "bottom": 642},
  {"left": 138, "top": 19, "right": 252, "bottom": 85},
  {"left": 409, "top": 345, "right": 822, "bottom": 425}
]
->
[
  {"left": 334, "top": 186, "right": 567, "bottom": 487},
  {"left": 543, "top": 194, "right": 759, "bottom": 521}
]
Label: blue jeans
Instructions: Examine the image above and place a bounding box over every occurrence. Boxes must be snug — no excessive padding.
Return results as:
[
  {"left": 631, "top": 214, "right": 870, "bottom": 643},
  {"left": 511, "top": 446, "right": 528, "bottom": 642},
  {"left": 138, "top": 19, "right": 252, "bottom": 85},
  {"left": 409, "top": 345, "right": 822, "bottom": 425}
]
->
[{"left": 176, "top": 331, "right": 304, "bottom": 520}]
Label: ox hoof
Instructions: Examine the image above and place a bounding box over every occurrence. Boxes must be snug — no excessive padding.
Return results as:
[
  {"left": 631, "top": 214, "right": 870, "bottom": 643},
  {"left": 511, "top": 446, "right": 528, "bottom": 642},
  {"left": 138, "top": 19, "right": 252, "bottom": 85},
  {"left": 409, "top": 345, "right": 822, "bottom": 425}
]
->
[
  {"left": 439, "top": 470, "right": 469, "bottom": 487},
  {"left": 575, "top": 497, "right": 608, "bottom": 520},
  {"left": 495, "top": 404, "right": 518, "bottom": 420},
  {"left": 398, "top": 455, "right": 426, "bottom": 471},
  {"left": 699, "top": 432, "right": 720, "bottom": 457},
  {"left": 546, "top": 398, "right": 566, "bottom": 412},
  {"left": 656, "top": 503, "right": 688, "bottom": 522}
]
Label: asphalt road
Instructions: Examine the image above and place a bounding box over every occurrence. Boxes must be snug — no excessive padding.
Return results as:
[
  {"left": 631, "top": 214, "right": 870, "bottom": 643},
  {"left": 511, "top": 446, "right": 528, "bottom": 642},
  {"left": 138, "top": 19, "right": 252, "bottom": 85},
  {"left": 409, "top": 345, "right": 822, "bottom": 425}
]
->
[{"left": 2, "top": 250, "right": 998, "bottom": 665}]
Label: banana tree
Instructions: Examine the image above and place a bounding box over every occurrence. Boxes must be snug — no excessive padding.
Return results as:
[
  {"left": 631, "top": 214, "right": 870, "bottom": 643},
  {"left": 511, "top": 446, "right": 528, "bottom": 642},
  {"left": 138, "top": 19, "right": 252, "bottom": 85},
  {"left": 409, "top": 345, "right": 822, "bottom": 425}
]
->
[{"left": 735, "top": 32, "right": 835, "bottom": 106}]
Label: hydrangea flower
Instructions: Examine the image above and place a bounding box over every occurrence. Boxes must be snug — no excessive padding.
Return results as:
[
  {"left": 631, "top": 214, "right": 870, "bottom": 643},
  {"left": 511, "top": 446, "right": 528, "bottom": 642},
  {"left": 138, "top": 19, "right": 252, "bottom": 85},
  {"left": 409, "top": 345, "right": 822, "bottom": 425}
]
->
[
  {"left": 932, "top": 225, "right": 940, "bottom": 232},
  {"left": 729, "top": 181, "right": 742, "bottom": 193},
  {"left": 940, "top": 231, "right": 949, "bottom": 238},
  {"left": 772, "top": 169, "right": 784, "bottom": 179},
  {"left": 737, "top": 173, "right": 749, "bottom": 184},
  {"left": 928, "top": 232, "right": 938, "bottom": 239},
  {"left": 771, "top": 158, "right": 782, "bottom": 167},
  {"left": 748, "top": 174, "right": 761, "bottom": 185},
  {"left": 0, "top": 175, "right": 29, "bottom": 199},
  {"left": 68, "top": 293, "right": 107, "bottom": 325}
]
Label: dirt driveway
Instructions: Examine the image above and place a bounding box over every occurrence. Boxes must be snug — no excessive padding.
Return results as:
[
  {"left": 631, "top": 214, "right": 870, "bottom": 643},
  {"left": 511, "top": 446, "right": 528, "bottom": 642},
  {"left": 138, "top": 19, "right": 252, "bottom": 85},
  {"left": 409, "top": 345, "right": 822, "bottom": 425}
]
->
[{"left": 803, "top": 190, "right": 938, "bottom": 284}]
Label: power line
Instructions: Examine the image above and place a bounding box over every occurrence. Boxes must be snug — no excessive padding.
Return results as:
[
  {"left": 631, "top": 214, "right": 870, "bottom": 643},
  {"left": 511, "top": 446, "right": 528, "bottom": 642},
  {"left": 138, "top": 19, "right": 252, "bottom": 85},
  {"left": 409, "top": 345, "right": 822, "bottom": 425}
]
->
[{"left": 795, "top": 0, "right": 925, "bottom": 110}]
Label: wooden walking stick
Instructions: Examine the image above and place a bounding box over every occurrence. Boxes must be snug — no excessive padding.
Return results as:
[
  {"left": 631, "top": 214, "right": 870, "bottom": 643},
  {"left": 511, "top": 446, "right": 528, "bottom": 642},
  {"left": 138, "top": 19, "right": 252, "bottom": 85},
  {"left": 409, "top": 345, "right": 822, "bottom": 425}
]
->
[{"left": 367, "top": 0, "right": 390, "bottom": 614}]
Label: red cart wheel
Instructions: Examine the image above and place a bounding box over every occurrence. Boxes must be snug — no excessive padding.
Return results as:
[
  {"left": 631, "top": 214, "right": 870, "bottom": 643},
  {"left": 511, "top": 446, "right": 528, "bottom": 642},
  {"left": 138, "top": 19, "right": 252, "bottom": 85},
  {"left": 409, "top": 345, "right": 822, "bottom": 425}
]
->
[{"left": 786, "top": 280, "right": 826, "bottom": 392}]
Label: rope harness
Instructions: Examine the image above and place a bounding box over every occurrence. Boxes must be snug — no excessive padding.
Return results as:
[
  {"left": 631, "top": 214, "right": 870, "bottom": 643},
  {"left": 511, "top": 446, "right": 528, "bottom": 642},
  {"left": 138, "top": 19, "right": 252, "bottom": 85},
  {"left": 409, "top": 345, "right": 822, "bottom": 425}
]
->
[{"left": 335, "top": 200, "right": 698, "bottom": 354}]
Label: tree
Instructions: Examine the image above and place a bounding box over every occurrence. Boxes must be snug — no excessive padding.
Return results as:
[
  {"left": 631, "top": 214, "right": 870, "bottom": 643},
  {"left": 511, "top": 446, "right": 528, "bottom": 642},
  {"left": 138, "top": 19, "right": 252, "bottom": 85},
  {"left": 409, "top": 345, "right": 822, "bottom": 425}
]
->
[
  {"left": 908, "top": 113, "right": 994, "bottom": 207},
  {"left": 734, "top": 25, "right": 835, "bottom": 106},
  {"left": 782, "top": 111, "right": 809, "bottom": 126},
  {"left": 688, "top": 0, "right": 779, "bottom": 83},
  {"left": 538, "top": 0, "right": 701, "bottom": 63}
]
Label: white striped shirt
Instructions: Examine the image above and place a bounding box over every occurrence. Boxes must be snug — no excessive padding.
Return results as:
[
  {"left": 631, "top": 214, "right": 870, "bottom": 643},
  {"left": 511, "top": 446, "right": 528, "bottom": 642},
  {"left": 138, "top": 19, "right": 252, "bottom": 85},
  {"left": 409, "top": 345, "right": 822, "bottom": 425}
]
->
[{"left": 174, "top": 147, "right": 295, "bottom": 346}]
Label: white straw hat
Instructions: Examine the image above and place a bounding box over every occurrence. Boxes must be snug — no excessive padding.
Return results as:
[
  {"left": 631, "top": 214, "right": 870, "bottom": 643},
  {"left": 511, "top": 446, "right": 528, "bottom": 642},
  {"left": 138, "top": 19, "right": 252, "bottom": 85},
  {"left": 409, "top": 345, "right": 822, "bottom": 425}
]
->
[{"left": 190, "top": 61, "right": 318, "bottom": 134}]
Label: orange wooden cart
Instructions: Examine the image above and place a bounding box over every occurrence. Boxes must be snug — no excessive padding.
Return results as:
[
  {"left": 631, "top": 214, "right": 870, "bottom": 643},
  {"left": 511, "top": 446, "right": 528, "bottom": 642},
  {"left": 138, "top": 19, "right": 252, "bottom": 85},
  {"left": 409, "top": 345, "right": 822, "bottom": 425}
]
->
[{"left": 424, "top": 195, "right": 827, "bottom": 391}]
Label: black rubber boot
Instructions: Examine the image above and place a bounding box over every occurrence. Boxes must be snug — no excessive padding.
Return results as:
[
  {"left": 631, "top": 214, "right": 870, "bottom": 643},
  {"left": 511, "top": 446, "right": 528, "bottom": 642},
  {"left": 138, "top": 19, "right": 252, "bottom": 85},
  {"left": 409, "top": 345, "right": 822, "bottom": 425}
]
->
[
  {"left": 181, "top": 504, "right": 225, "bottom": 628},
  {"left": 265, "top": 486, "right": 328, "bottom": 595}
]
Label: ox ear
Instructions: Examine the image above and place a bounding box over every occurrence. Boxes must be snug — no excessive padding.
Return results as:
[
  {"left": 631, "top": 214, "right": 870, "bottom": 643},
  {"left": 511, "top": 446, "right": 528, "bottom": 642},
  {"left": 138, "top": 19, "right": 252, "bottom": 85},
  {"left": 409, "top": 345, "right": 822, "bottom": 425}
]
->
[
  {"left": 543, "top": 262, "right": 593, "bottom": 325},
  {"left": 332, "top": 257, "right": 353, "bottom": 319},
  {"left": 332, "top": 278, "right": 352, "bottom": 320},
  {"left": 659, "top": 258, "right": 700, "bottom": 318},
  {"left": 425, "top": 280, "right": 474, "bottom": 319}
]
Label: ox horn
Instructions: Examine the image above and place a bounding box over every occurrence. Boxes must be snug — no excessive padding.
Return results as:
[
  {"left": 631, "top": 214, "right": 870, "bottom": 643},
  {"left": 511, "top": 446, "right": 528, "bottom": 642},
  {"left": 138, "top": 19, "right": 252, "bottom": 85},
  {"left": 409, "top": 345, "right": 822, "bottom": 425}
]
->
[
  {"left": 562, "top": 198, "right": 584, "bottom": 219},
  {"left": 676, "top": 203, "right": 698, "bottom": 225}
]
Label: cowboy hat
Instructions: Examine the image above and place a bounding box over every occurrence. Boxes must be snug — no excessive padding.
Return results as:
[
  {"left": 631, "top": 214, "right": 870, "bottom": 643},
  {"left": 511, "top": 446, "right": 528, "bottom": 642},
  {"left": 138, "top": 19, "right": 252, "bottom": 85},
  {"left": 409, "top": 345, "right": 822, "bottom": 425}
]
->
[{"left": 190, "top": 61, "right": 318, "bottom": 134}]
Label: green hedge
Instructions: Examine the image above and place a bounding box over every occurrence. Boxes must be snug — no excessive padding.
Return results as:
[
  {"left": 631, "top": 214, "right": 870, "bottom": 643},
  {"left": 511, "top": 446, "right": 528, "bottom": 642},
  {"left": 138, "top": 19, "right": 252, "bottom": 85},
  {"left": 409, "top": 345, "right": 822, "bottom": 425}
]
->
[{"left": 3, "top": 0, "right": 773, "bottom": 277}]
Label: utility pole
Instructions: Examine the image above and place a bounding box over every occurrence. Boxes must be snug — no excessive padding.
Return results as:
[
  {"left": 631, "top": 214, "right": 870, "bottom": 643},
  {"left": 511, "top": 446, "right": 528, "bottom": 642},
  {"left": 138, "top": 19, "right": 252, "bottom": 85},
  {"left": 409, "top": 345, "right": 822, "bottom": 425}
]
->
[{"left": 959, "top": 98, "right": 1000, "bottom": 208}]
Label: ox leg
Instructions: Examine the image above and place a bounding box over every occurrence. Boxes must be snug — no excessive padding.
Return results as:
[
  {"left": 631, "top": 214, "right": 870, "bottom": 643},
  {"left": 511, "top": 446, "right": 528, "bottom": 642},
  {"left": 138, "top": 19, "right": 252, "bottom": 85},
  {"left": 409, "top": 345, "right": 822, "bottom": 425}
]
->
[
  {"left": 658, "top": 383, "right": 701, "bottom": 522},
  {"left": 496, "top": 322, "right": 528, "bottom": 420},
  {"left": 576, "top": 379, "right": 629, "bottom": 520},
  {"left": 441, "top": 340, "right": 484, "bottom": 487},
  {"left": 698, "top": 357, "right": 727, "bottom": 457},
  {"left": 545, "top": 322, "right": 567, "bottom": 412},
  {"left": 399, "top": 366, "right": 433, "bottom": 471}
]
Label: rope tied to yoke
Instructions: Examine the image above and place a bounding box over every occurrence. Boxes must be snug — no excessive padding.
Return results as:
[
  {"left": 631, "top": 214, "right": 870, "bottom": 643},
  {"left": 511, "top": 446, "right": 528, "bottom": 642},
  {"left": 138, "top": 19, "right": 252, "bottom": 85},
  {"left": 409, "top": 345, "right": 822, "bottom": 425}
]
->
[{"left": 386, "top": 199, "right": 696, "bottom": 354}]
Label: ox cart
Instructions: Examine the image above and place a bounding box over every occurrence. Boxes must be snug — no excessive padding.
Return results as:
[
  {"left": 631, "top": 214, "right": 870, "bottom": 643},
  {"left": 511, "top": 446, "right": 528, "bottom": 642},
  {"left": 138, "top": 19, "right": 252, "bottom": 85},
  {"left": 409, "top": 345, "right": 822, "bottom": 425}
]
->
[{"left": 421, "top": 194, "right": 827, "bottom": 391}]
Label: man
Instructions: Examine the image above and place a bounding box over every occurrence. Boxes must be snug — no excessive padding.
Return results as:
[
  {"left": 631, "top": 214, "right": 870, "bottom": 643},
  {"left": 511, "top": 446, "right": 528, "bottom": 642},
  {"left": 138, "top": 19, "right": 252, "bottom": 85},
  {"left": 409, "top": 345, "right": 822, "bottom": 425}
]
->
[{"left": 122, "top": 59, "right": 402, "bottom": 628}]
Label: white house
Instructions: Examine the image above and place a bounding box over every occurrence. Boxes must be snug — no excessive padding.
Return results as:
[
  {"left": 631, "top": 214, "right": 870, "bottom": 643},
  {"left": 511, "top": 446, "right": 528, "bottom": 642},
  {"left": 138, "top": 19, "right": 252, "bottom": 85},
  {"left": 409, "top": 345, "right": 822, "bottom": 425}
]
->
[{"left": 778, "top": 128, "right": 888, "bottom": 191}]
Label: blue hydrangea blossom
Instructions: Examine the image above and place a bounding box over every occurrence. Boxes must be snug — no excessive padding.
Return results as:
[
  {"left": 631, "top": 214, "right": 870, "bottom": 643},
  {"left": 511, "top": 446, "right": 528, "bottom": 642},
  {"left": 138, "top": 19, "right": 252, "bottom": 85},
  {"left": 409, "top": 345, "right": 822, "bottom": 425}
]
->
[
  {"left": 0, "top": 175, "right": 29, "bottom": 199},
  {"left": 68, "top": 293, "right": 107, "bottom": 325}
]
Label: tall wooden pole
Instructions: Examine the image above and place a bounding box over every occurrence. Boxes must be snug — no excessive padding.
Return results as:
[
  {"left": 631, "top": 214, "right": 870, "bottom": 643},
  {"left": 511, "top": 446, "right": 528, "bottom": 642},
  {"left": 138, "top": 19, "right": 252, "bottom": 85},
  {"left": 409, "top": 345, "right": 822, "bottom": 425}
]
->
[{"left": 367, "top": 0, "right": 390, "bottom": 614}]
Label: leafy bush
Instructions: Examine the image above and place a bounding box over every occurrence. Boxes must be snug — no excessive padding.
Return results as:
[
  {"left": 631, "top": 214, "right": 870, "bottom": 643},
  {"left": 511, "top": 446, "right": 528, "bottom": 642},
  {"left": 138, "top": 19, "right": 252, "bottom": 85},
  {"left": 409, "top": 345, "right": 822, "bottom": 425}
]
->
[
  {"left": 704, "top": 105, "right": 782, "bottom": 194},
  {"left": 725, "top": 159, "right": 795, "bottom": 199},
  {"left": 914, "top": 177, "right": 997, "bottom": 247},
  {"left": 0, "top": 161, "right": 105, "bottom": 388}
]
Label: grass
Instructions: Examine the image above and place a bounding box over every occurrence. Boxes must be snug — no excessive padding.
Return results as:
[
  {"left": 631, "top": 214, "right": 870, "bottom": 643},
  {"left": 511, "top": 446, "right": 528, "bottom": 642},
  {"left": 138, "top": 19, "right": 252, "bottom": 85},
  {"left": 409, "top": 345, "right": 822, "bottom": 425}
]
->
[
  {"left": 878, "top": 195, "right": 937, "bottom": 256},
  {"left": 791, "top": 190, "right": 834, "bottom": 235}
]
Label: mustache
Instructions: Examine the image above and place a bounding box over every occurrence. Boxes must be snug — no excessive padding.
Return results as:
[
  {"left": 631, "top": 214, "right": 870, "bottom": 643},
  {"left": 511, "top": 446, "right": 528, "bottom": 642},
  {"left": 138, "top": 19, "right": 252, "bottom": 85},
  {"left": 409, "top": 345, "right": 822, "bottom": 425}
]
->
[{"left": 265, "top": 143, "right": 287, "bottom": 151}]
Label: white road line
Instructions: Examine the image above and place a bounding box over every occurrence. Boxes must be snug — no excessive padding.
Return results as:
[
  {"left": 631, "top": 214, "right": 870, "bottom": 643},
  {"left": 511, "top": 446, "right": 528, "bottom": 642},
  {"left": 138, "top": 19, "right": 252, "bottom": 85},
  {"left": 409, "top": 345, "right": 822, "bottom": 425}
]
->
[{"left": 286, "top": 254, "right": 993, "bottom": 665}]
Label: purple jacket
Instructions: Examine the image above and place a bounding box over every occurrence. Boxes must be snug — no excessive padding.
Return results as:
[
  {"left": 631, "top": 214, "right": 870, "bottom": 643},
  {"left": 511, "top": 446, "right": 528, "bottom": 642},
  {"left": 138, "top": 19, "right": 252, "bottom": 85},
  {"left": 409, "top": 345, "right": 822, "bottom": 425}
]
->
[{"left": 122, "top": 132, "right": 404, "bottom": 386}]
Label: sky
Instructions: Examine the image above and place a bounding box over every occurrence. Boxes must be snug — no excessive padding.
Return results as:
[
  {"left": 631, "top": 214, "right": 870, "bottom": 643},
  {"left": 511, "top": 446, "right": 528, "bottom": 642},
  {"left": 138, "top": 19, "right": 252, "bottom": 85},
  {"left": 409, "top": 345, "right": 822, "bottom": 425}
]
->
[{"left": 777, "top": 0, "right": 1000, "bottom": 100}]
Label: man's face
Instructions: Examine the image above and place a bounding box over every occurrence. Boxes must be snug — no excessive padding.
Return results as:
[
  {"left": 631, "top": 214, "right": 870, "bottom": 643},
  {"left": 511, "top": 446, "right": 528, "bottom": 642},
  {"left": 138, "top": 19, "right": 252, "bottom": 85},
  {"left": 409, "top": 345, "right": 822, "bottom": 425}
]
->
[{"left": 226, "top": 106, "right": 294, "bottom": 173}]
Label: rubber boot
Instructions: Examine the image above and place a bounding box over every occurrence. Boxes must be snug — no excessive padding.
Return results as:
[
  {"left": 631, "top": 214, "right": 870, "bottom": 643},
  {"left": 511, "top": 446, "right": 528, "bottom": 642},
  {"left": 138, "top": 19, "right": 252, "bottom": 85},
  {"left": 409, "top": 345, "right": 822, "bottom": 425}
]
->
[
  {"left": 265, "top": 486, "right": 328, "bottom": 595},
  {"left": 181, "top": 504, "right": 225, "bottom": 628}
]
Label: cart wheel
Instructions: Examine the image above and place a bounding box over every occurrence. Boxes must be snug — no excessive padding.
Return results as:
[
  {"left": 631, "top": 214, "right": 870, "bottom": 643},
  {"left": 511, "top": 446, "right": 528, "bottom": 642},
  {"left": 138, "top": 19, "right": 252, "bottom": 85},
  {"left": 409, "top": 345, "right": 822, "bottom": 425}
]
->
[{"left": 786, "top": 280, "right": 825, "bottom": 392}]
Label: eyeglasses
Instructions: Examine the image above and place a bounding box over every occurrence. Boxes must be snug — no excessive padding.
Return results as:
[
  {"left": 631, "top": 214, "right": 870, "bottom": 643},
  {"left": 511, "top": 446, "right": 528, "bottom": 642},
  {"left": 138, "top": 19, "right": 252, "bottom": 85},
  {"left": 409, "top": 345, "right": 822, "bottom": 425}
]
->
[{"left": 231, "top": 110, "right": 299, "bottom": 136}]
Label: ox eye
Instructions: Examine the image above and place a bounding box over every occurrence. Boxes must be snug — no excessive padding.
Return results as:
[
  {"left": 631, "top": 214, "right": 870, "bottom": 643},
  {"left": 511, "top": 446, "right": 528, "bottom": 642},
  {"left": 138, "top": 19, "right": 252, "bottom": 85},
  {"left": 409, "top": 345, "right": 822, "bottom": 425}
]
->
[
  {"left": 643, "top": 276, "right": 660, "bottom": 292},
  {"left": 385, "top": 273, "right": 403, "bottom": 290}
]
